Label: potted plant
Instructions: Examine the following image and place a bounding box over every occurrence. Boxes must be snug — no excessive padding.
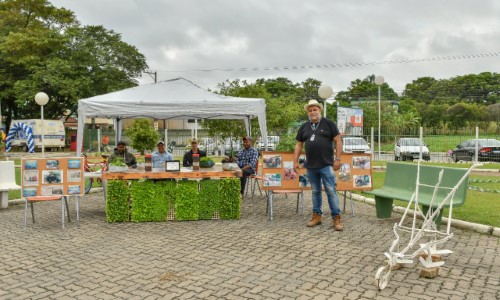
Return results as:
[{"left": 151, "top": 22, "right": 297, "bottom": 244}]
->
[{"left": 199, "top": 157, "right": 215, "bottom": 168}]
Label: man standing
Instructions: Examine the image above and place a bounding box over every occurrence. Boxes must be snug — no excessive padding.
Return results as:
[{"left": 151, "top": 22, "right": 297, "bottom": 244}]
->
[
  {"left": 294, "top": 99, "right": 344, "bottom": 231},
  {"left": 152, "top": 141, "right": 173, "bottom": 168},
  {"left": 109, "top": 141, "right": 137, "bottom": 168},
  {"left": 183, "top": 138, "right": 207, "bottom": 167},
  {"left": 236, "top": 136, "right": 259, "bottom": 196}
]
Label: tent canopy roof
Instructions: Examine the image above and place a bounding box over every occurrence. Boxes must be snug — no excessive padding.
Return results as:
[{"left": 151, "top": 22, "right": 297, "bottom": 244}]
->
[
  {"left": 76, "top": 77, "right": 267, "bottom": 155},
  {"left": 78, "top": 77, "right": 266, "bottom": 120}
]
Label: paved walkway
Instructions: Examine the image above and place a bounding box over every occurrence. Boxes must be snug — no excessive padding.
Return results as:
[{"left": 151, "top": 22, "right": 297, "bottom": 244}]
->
[{"left": 1, "top": 192, "right": 499, "bottom": 299}]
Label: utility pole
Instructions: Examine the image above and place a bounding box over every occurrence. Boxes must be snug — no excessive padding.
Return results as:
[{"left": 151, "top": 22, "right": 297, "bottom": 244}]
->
[{"left": 144, "top": 70, "right": 157, "bottom": 83}]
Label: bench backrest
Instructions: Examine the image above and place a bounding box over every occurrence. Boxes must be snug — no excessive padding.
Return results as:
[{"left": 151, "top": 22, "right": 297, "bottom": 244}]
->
[{"left": 384, "top": 162, "right": 469, "bottom": 206}]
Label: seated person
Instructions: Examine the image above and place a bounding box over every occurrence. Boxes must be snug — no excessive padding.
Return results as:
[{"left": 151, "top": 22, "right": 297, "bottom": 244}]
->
[
  {"left": 236, "top": 136, "right": 259, "bottom": 195},
  {"left": 109, "top": 141, "right": 137, "bottom": 168},
  {"left": 152, "top": 141, "right": 173, "bottom": 168},
  {"left": 183, "top": 138, "right": 207, "bottom": 167}
]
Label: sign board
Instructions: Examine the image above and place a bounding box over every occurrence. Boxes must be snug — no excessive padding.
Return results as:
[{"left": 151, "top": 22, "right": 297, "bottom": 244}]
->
[
  {"left": 337, "top": 107, "right": 363, "bottom": 136},
  {"left": 261, "top": 152, "right": 372, "bottom": 192},
  {"left": 21, "top": 157, "right": 85, "bottom": 197}
]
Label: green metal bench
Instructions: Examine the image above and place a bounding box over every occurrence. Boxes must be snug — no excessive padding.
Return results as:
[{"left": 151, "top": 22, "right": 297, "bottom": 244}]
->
[{"left": 366, "top": 162, "right": 470, "bottom": 227}]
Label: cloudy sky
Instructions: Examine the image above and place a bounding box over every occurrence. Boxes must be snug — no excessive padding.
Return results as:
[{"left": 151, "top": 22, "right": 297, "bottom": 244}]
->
[{"left": 50, "top": 0, "right": 500, "bottom": 94}]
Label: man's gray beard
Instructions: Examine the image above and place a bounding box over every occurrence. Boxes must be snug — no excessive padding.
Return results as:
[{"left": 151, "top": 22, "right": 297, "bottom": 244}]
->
[{"left": 308, "top": 116, "right": 322, "bottom": 123}]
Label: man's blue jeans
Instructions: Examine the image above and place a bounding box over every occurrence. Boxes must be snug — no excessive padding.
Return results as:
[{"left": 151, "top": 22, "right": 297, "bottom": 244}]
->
[{"left": 307, "top": 165, "right": 340, "bottom": 218}]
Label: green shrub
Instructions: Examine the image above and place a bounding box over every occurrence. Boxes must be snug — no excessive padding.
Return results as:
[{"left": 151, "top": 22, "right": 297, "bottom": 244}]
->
[
  {"left": 106, "top": 180, "right": 130, "bottom": 222},
  {"left": 130, "top": 180, "right": 168, "bottom": 222},
  {"left": 219, "top": 178, "right": 241, "bottom": 219},
  {"left": 175, "top": 180, "right": 199, "bottom": 221},
  {"left": 199, "top": 179, "right": 219, "bottom": 219}
]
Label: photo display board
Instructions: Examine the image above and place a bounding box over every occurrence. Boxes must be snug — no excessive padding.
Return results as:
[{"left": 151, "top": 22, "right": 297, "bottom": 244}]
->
[
  {"left": 21, "top": 157, "right": 85, "bottom": 197},
  {"left": 261, "top": 152, "right": 372, "bottom": 191}
]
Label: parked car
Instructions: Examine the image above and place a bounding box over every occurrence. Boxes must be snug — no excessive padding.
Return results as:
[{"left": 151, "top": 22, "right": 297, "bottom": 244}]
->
[
  {"left": 452, "top": 139, "right": 500, "bottom": 162},
  {"left": 258, "top": 136, "right": 280, "bottom": 151},
  {"left": 220, "top": 138, "right": 242, "bottom": 156},
  {"left": 394, "top": 137, "right": 430, "bottom": 161},
  {"left": 197, "top": 137, "right": 217, "bottom": 155},
  {"left": 341, "top": 136, "right": 371, "bottom": 154}
]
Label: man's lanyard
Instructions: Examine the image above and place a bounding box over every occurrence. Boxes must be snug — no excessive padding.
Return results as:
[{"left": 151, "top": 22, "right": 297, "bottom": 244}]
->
[{"left": 310, "top": 118, "right": 321, "bottom": 141}]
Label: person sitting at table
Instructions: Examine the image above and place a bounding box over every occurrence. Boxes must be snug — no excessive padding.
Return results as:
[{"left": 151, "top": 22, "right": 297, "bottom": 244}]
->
[
  {"left": 183, "top": 138, "right": 207, "bottom": 167},
  {"left": 153, "top": 141, "right": 174, "bottom": 168},
  {"left": 236, "top": 136, "right": 259, "bottom": 196},
  {"left": 109, "top": 141, "right": 137, "bottom": 168}
]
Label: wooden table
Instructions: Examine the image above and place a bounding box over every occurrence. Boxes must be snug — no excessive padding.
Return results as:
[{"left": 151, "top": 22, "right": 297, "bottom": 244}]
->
[{"left": 102, "top": 166, "right": 242, "bottom": 180}]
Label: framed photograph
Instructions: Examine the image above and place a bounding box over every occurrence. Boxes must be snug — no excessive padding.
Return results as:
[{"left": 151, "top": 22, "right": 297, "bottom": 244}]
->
[
  {"left": 24, "top": 160, "right": 38, "bottom": 170},
  {"left": 353, "top": 175, "right": 372, "bottom": 188},
  {"left": 42, "top": 170, "right": 63, "bottom": 184},
  {"left": 23, "top": 188, "right": 37, "bottom": 197},
  {"left": 264, "top": 174, "right": 282, "bottom": 187},
  {"left": 45, "top": 160, "right": 60, "bottom": 169},
  {"left": 299, "top": 174, "right": 311, "bottom": 187},
  {"left": 67, "top": 185, "right": 81, "bottom": 195},
  {"left": 283, "top": 161, "right": 297, "bottom": 180},
  {"left": 67, "top": 170, "right": 82, "bottom": 183},
  {"left": 41, "top": 185, "right": 64, "bottom": 196},
  {"left": 166, "top": 160, "right": 181, "bottom": 171},
  {"left": 68, "top": 159, "right": 81, "bottom": 169},
  {"left": 23, "top": 170, "right": 40, "bottom": 186},
  {"left": 353, "top": 156, "right": 371, "bottom": 169},
  {"left": 263, "top": 155, "right": 282, "bottom": 168}
]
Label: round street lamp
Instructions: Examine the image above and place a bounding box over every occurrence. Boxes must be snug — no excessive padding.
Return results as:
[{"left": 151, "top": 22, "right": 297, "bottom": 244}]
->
[
  {"left": 374, "top": 76, "right": 384, "bottom": 160},
  {"left": 318, "top": 84, "right": 333, "bottom": 118},
  {"left": 34, "top": 92, "right": 49, "bottom": 158}
]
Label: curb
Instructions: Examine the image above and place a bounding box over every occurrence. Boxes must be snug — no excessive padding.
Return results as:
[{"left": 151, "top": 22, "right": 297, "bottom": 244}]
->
[{"left": 349, "top": 192, "right": 500, "bottom": 237}]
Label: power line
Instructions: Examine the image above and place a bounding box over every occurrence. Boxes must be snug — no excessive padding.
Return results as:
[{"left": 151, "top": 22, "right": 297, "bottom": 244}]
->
[{"left": 157, "top": 51, "right": 500, "bottom": 74}]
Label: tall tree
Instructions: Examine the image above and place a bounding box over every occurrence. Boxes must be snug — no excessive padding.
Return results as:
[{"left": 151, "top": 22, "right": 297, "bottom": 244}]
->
[{"left": 0, "top": 0, "right": 147, "bottom": 128}]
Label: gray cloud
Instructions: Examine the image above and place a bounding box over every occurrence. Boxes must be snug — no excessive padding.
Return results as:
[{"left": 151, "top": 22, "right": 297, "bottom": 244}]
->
[{"left": 50, "top": 0, "right": 500, "bottom": 93}]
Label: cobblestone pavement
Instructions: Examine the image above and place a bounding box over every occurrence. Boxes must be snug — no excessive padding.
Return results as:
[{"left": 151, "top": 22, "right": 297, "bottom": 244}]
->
[{"left": 1, "top": 192, "right": 499, "bottom": 300}]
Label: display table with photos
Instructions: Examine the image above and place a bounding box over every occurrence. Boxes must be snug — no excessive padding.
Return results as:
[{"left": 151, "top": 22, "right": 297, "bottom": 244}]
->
[
  {"left": 261, "top": 151, "right": 373, "bottom": 220},
  {"left": 101, "top": 165, "right": 242, "bottom": 223}
]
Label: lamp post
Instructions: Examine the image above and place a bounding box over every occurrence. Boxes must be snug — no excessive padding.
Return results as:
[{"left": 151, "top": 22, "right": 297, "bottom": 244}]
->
[
  {"left": 34, "top": 92, "right": 49, "bottom": 158},
  {"left": 374, "top": 76, "right": 384, "bottom": 160},
  {"left": 318, "top": 84, "right": 333, "bottom": 118}
]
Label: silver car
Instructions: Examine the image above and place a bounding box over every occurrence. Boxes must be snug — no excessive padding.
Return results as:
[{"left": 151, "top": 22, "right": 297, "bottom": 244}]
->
[{"left": 341, "top": 136, "right": 371, "bottom": 154}]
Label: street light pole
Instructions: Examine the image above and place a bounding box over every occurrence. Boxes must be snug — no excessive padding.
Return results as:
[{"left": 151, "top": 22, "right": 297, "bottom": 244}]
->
[
  {"left": 318, "top": 84, "right": 333, "bottom": 118},
  {"left": 34, "top": 92, "right": 49, "bottom": 158},
  {"left": 374, "top": 76, "right": 384, "bottom": 160}
]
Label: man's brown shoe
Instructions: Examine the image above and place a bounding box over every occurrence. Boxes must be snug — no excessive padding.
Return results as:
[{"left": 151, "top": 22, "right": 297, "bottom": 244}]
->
[
  {"left": 307, "top": 213, "right": 322, "bottom": 227},
  {"left": 333, "top": 215, "right": 344, "bottom": 231}
]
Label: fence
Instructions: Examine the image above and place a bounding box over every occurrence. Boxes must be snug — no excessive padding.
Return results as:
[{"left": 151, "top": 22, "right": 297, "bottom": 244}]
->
[{"left": 80, "top": 126, "right": 499, "bottom": 162}]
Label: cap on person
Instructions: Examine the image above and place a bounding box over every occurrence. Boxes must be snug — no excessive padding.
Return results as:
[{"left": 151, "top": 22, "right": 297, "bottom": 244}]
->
[
  {"left": 304, "top": 99, "right": 323, "bottom": 111},
  {"left": 117, "top": 141, "right": 127, "bottom": 146},
  {"left": 191, "top": 138, "right": 198, "bottom": 144},
  {"left": 157, "top": 141, "right": 165, "bottom": 146},
  {"left": 242, "top": 136, "right": 252, "bottom": 142}
]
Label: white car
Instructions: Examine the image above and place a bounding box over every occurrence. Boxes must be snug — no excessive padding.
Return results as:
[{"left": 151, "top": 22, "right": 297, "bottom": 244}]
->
[
  {"left": 394, "top": 137, "right": 430, "bottom": 161},
  {"left": 258, "top": 136, "right": 279, "bottom": 151},
  {"left": 341, "top": 136, "right": 371, "bottom": 154}
]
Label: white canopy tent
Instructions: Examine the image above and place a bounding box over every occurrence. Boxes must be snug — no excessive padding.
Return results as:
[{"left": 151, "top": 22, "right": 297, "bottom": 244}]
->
[{"left": 76, "top": 77, "right": 267, "bottom": 156}]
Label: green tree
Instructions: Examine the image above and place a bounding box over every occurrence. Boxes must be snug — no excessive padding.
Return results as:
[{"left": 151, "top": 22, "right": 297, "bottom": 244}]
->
[
  {"left": 0, "top": 0, "right": 147, "bottom": 128},
  {"left": 126, "top": 119, "right": 158, "bottom": 155}
]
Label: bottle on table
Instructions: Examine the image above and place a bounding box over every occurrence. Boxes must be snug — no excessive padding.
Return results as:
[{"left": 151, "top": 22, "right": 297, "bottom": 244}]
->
[
  {"left": 193, "top": 153, "right": 200, "bottom": 171},
  {"left": 145, "top": 154, "right": 152, "bottom": 172}
]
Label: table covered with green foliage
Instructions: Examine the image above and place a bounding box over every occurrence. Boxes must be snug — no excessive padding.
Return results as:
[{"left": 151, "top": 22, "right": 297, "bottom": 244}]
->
[{"left": 102, "top": 169, "right": 242, "bottom": 222}]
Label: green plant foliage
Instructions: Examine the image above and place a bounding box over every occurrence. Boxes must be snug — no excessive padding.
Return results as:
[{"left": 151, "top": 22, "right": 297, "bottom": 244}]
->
[
  {"left": 156, "top": 180, "right": 177, "bottom": 215},
  {"left": 126, "top": 119, "right": 159, "bottom": 154},
  {"left": 219, "top": 178, "right": 241, "bottom": 219},
  {"left": 199, "top": 179, "right": 220, "bottom": 219},
  {"left": 175, "top": 180, "right": 199, "bottom": 221},
  {"left": 106, "top": 180, "right": 130, "bottom": 222},
  {"left": 130, "top": 180, "right": 168, "bottom": 222}
]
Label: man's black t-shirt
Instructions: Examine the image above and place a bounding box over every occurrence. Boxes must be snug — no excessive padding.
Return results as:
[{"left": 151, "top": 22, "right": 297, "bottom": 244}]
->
[{"left": 296, "top": 118, "right": 340, "bottom": 168}]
